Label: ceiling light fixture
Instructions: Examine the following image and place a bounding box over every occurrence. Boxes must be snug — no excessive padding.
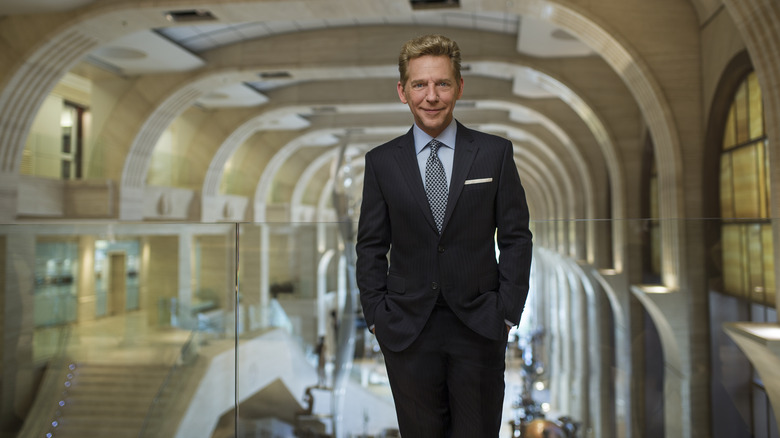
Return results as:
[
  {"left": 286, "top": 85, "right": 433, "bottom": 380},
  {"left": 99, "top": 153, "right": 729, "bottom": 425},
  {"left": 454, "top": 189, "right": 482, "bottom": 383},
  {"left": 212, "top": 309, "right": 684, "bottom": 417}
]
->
[
  {"left": 409, "top": 0, "right": 460, "bottom": 10},
  {"left": 164, "top": 9, "right": 217, "bottom": 23}
]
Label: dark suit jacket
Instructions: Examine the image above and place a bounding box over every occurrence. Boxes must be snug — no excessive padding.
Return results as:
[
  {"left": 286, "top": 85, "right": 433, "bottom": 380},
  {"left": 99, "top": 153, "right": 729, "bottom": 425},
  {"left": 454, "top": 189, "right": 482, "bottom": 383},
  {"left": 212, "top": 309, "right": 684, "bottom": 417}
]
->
[{"left": 356, "top": 122, "right": 533, "bottom": 352}]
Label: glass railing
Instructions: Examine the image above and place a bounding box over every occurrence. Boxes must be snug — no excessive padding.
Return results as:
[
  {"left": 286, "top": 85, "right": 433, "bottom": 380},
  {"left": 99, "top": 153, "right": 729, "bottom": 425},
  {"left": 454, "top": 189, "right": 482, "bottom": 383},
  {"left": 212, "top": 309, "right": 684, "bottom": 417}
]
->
[{"left": 1, "top": 219, "right": 778, "bottom": 438}]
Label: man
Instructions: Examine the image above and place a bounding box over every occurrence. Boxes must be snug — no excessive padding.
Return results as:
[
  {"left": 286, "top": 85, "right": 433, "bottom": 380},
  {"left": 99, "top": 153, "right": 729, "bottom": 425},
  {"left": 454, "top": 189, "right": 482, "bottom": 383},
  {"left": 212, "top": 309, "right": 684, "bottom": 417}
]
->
[{"left": 355, "top": 34, "right": 533, "bottom": 437}]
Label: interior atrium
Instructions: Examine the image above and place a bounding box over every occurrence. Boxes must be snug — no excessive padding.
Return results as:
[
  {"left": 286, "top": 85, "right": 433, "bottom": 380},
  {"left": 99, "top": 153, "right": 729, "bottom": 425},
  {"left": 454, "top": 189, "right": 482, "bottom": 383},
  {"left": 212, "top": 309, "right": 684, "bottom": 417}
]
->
[{"left": 1, "top": 0, "right": 779, "bottom": 437}]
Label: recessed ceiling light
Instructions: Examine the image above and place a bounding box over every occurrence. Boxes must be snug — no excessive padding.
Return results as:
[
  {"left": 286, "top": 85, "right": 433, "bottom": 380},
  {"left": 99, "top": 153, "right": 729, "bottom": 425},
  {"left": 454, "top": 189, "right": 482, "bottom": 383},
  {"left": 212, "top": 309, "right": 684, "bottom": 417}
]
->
[
  {"left": 165, "top": 9, "right": 217, "bottom": 23},
  {"left": 410, "top": 0, "right": 459, "bottom": 10}
]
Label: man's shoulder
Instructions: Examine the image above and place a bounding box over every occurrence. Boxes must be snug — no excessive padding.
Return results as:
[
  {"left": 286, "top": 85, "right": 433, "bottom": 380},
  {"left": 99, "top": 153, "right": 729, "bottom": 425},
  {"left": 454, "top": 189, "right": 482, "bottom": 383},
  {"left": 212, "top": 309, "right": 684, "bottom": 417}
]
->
[
  {"left": 457, "top": 123, "right": 511, "bottom": 147},
  {"left": 366, "top": 131, "right": 411, "bottom": 157}
]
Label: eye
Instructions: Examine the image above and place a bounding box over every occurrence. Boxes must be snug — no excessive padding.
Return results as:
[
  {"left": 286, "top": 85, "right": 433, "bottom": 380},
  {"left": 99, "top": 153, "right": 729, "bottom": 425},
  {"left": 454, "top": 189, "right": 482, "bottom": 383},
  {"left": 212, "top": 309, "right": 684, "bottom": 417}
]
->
[{"left": 412, "top": 83, "right": 424, "bottom": 89}]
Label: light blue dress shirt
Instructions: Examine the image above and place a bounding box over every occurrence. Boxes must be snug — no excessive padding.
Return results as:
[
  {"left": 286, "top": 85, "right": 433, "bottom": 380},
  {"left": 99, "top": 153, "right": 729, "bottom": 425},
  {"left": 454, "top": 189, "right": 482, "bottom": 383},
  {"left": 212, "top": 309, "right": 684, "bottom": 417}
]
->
[
  {"left": 411, "top": 120, "right": 516, "bottom": 329},
  {"left": 413, "top": 119, "right": 457, "bottom": 188}
]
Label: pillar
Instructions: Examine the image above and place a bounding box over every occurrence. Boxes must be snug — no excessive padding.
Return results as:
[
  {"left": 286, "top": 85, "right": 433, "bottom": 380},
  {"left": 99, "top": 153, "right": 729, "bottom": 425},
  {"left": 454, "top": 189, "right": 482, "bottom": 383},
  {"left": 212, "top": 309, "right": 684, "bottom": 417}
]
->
[
  {"left": 0, "top": 231, "right": 34, "bottom": 433},
  {"left": 76, "top": 235, "right": 96, "bottom": 322}
]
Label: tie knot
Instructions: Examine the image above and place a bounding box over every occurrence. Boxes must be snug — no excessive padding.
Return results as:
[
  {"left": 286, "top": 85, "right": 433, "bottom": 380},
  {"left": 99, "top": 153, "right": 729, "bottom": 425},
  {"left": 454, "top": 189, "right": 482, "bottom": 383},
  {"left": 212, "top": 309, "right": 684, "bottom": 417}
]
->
[{"left": 428, "top": 139, "right": 441, "bottom": 155}]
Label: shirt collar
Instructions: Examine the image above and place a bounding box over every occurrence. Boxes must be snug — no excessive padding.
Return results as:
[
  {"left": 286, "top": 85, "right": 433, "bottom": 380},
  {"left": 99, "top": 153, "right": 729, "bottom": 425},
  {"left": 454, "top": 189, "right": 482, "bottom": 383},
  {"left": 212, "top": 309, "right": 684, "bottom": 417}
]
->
[{"left": 413, "top": 119, "right": 457, "bottom": 155}]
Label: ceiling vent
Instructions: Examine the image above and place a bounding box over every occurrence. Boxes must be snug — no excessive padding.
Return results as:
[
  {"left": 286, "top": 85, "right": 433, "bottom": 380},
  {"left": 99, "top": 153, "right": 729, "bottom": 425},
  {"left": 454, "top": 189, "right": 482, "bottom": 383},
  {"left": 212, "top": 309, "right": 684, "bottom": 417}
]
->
[
  {"left": 410, "top": 0, "right": 459, "bottom": 10},
  {"left": 165, "top": 9, "right": 217, "bottom": 23}
]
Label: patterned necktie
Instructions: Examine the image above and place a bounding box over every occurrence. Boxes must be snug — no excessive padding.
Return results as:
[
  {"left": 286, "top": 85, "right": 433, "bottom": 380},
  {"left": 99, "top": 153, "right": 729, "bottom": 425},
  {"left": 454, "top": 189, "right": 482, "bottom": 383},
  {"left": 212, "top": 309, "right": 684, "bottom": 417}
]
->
[{"left": 425, "top": 139, "right": 448, "bottom": 234}]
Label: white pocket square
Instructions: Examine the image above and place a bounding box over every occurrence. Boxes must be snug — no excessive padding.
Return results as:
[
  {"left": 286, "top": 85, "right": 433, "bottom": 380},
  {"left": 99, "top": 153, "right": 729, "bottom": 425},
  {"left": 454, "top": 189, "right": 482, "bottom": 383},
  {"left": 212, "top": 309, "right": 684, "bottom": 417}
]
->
[{"left": 464, "top": 178, "right": 492, "bottom": 185}]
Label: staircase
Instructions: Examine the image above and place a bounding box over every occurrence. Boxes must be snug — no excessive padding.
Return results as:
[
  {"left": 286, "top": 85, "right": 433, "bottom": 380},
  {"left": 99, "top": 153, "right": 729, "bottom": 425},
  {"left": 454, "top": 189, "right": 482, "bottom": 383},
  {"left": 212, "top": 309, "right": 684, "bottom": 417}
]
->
[{"left": 44, "top": 363, "right": 170, "bottom": 438}]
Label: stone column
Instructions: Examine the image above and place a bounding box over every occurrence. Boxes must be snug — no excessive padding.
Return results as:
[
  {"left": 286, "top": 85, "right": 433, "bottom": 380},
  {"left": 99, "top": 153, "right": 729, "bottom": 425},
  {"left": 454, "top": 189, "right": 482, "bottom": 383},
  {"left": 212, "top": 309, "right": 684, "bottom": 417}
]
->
[
  {"left": 76, "top": 235, "right": 96, "bottom": 323},
  {"left": 587, "top": 272, "right": 610, "bottom": 438},
  {"left": 196, "top": 232, "right": 235, "bottom": 334},
  {"left": 558, "top": 265, "right": 573, "bottom": 415},
  {"left": 178, "top": 229, "right": 193, "bottom": 327},
  {"left": 293, "top": 224, "right": 317, "bottom": 299},
  {"left": 239, "top": 224, "right": 262, "bottom": 331},
  {"left": 259, "top": 224, "right": 270, "bottom": 329},
  {"left": 571, "top": 268, "right": 589, "bottom": 431},
  {"left": 0, "top": 172, "right": 18, "bottom": 223},
  {"left": 141, "top": 236, "right": 178, "bottom": 327},
  {"left": 0, "top": 231, "right": 35, "bottom": 433}
]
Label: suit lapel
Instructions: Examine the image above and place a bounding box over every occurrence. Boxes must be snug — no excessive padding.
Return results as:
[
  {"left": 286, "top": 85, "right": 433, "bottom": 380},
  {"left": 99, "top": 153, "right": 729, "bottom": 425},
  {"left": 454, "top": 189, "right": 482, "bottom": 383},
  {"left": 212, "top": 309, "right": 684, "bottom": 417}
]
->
[
  {"left": 441, "top": 123, "right": 477, "bottom": 232},
  {"left": 393, "top": 129, "right": 439, "bottom": 233}
]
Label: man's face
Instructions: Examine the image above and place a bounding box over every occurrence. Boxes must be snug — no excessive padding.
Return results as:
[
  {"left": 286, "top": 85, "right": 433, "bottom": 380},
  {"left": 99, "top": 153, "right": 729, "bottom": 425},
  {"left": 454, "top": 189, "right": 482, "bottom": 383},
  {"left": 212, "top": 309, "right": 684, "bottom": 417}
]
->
[{"left": 398, "top": 55, "right": 464, "bottom": 138}]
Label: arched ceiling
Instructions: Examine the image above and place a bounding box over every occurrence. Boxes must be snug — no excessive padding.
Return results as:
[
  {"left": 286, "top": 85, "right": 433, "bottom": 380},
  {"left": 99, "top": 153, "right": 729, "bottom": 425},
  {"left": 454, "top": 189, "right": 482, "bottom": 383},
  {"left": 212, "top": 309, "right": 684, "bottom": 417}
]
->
[{"left": 0, "top": 0, "right": 660, "bottom": 268}]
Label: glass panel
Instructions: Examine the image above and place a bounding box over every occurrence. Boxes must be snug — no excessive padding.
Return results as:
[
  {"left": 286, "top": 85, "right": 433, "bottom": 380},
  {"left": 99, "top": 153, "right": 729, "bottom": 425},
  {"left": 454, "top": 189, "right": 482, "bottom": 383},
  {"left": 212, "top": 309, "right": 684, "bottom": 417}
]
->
[
  {"left": 748, "top": 72, "right": 764, "bottom": 140},
  {"left": 722, "top": 224, "right": 744, "bottom": 296},
  {"left": 732, "top": 144, "right": 760, "bottom": 218},
  {"left": 735, "top": 80, "right": 749, "bottom": 144},
  {"left": 720, "top": 155, "right": 734, "bottom": 218},
  {"left": 747, "top": 224, "right": 765, "bottom": 302},
  {"left": 757, "top": 142, "right": 768, "bottom": 218},
  {"left": 1, "top": 218, "right": 778, "bottom": 438},
  {"left": 34, "top": 238, "right": 78, "bottom": 329},
  {"left": 1, "top": 224, "right": 237, "bottom": 438},
  {"left": 723, "top": 104, "right": 737, "bottom": 149}
]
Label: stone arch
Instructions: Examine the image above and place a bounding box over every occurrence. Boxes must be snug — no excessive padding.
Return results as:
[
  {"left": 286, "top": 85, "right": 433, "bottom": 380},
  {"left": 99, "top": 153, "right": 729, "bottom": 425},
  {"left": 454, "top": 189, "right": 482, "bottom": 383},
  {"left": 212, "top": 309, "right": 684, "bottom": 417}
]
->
[
  {"left": 0, "top": 1, "right": 685, "bottom": 277},
  {"left": 201, "top": 98, "right": 597, "bottom": 225},
  {"left": 629, "top": 286, "right": 685, "bottom": 436},
  {"left": 290, "top": 149, "right": 338, "bottom": 216},
  {"left": 1, "top": 16, "right": 627, "bottom": 228},
  {"left": 249, "top": 121, "right": 581, "bottom": 250},
  {"left": 507, "top": 0, "right": 687, "bottom": 287}
]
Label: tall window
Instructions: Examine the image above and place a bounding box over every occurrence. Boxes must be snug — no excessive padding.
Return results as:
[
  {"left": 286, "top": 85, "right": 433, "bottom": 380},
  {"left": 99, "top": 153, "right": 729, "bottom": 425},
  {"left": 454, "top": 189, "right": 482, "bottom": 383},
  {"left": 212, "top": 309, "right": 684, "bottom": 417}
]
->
[{"left": 720, "top": 71, "right": 774, "bottom": 305}]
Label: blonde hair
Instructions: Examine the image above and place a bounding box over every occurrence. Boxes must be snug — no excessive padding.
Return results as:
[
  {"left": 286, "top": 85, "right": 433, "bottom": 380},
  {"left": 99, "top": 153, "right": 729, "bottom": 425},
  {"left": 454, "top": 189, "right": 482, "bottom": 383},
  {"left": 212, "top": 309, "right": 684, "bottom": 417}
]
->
[{"left": 398, "top": 34, "right": 462, "bottom": 88}]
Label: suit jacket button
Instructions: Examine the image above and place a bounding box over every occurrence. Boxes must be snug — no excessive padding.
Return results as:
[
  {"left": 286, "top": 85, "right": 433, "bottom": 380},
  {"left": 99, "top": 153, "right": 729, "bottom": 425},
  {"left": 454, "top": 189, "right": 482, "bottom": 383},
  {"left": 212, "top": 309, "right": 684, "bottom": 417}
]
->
[
  {"left": 437, "top": 245, "right": 445, "bottom": 253},
  {"left": 431, "top": 282, "right": 439, "bottom": 290}
]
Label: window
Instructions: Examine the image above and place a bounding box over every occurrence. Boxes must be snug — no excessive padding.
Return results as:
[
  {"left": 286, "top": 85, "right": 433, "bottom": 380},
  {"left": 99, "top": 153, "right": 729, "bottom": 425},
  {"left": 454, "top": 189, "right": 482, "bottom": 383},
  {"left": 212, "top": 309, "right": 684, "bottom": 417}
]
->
[
  {"left": 60, "top": 101, "right": 84, "bottom": 180},
  {"left": 720, "top": 72, "right": 774, "bottom": 305}
]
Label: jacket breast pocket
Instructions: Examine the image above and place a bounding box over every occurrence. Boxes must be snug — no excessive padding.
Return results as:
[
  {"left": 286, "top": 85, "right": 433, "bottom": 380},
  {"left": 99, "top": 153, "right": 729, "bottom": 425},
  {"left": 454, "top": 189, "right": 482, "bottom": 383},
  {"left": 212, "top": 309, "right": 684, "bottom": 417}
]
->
[
  {"left": 462, "top": 178, "right": 494, "bottom": 193},
  {"left": 386, "top": 273, "right": 405, "bottom": 294}
]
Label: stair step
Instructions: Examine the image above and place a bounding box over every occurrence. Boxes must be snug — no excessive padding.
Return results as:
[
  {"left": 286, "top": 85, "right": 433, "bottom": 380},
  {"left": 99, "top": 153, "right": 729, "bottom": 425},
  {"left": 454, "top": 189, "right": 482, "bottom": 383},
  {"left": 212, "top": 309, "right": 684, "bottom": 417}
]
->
[
  {"left": 47, "top": 425, "right": 142, "bottom": 438},
  {"left": 67, "top": 380, "right": 162, "bottom": 396},
  {"left": 43, "top": 364, "right": 171, "bottom": 438},
  {"left": 61, "top": 403, "right": 151, "bottom": 416}
]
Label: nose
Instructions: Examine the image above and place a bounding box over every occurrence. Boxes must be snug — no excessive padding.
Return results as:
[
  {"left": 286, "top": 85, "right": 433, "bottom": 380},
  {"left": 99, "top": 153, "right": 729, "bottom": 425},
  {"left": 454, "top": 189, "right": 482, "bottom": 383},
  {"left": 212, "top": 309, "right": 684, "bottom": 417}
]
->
[{"left": 425, "top": 84, "right": 439, "bottom": 102}]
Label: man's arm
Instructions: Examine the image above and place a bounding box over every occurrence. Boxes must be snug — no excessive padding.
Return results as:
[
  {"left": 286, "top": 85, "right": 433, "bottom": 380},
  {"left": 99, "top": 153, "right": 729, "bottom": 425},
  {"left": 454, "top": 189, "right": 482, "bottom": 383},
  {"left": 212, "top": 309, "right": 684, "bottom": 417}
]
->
[
  {"left": 355, "top": 153, "right": 392, "bottom": 330},
  {"left": 495, "top": 140, "right": 533, "bottom": 325}
]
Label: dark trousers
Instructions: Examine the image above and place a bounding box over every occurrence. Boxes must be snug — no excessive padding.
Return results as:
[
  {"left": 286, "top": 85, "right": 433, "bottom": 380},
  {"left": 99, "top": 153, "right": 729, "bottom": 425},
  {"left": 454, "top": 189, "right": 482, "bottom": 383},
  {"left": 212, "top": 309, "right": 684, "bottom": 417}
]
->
[{"left": 379, "top": 302, "right": 508, "bottom": 438}]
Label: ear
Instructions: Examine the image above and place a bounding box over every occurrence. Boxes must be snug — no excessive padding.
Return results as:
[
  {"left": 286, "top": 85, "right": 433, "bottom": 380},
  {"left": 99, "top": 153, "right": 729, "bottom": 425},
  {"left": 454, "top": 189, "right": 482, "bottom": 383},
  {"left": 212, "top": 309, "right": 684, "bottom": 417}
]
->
[
  {"left": 456, "top": 77, "right": 464, "bottom": 99},
  {"left": 397, "top": 81, "right": 408, "bottom": 104}
]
